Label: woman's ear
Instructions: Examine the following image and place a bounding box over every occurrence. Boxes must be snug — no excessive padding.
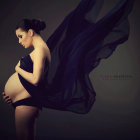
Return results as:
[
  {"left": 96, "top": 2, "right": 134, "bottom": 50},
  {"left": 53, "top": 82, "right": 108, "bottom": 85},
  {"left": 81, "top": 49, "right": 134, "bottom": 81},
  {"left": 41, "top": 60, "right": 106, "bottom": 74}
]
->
[{"left": 28, "top": 29, "right": 34, "bottom": 36}]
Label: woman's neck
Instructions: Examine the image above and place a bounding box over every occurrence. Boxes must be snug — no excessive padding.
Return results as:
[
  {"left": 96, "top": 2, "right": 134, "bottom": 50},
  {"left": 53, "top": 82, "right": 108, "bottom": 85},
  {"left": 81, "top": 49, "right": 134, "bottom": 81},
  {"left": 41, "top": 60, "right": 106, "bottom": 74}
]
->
[{"left": 32, "top": 34, "right": 45, "bottom": 50}]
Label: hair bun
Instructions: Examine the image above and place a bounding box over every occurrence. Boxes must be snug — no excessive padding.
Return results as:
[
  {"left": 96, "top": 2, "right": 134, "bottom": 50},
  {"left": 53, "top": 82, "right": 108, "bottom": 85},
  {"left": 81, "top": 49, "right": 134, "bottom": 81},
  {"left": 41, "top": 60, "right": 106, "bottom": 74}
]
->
[
  {"left": 39, "top": 21, "right": 46, "bottom": 31},
  {"left": 31, "top": 19, "right": 46, "bottom": 32},
  {"left": 16, "top": 18, "right": 46, "bottom": 34}
]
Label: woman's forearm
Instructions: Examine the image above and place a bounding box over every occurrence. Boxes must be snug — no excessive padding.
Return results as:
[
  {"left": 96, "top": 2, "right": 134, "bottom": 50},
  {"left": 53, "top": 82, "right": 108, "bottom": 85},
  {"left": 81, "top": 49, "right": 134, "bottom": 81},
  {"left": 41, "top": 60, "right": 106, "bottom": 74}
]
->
[{"left": 15, "top": 66, "right": 37, "bottom": 86}]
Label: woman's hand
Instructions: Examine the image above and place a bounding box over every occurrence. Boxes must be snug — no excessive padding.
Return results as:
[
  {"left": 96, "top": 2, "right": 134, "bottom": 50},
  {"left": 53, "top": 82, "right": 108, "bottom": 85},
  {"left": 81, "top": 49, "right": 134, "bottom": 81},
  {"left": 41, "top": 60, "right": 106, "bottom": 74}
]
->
[
  {"left": 15, "top": 60, "right": 20, "bottom": 72},
  {"left": 2, "top": 92, "right": 12, "bottom": 105}
]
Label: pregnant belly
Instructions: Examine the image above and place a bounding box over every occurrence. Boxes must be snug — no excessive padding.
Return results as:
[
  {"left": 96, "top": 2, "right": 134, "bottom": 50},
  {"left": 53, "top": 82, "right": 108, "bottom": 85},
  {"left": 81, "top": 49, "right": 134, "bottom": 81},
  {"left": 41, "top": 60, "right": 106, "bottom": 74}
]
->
[{"left": 4, "top": 72, "right": 31, "bottom": 103}]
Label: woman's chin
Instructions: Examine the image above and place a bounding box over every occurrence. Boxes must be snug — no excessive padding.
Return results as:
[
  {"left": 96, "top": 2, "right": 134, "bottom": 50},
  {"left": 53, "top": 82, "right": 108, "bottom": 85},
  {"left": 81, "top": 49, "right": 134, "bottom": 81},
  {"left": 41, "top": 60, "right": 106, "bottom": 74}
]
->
[{"left": 23, "top": 45, "right": 27, "bottom": 48}]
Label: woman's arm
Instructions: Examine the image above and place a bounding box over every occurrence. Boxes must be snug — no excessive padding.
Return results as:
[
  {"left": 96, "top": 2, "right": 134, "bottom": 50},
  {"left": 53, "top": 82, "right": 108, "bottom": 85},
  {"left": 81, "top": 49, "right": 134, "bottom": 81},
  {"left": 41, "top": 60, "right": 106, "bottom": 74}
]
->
[
  {"left": 15, "top": 47, "right": 47, "bottom": 86},
  {"left": 15, "top": 66, "right": 37, "bottom": 86},
  {"left": 32, "top": 48, "right": 46, "bottom": 86}
]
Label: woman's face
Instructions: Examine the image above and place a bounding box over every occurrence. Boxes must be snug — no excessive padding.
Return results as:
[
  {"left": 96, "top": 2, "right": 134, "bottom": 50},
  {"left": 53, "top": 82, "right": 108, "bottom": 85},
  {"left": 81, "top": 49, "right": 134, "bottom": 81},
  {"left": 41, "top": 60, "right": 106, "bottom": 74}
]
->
[{"left": 15, "top": 28, "right": 33, "bottom": 48}]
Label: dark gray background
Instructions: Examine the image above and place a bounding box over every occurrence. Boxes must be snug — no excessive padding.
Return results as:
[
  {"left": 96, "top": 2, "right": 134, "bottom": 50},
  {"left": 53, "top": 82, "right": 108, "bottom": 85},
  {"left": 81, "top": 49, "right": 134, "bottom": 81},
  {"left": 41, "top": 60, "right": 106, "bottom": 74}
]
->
[{"left": 0, "top": 0, "right": 139, "bottom": 140}]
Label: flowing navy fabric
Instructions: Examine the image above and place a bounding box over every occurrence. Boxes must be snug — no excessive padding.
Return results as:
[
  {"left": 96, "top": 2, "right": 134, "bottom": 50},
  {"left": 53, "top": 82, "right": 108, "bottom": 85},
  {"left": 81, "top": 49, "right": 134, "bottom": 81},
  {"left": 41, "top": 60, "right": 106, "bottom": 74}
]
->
[{"left": 18, "top": 0, "right": 135, "bottom": 114}]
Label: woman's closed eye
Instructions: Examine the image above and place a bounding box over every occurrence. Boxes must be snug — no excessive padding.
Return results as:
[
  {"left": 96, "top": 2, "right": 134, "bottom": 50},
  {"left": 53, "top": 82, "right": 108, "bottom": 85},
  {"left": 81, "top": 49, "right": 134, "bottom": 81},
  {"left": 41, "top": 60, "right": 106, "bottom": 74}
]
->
[{"left": 18, "top": 35, "right": 22, "bottom": 38}]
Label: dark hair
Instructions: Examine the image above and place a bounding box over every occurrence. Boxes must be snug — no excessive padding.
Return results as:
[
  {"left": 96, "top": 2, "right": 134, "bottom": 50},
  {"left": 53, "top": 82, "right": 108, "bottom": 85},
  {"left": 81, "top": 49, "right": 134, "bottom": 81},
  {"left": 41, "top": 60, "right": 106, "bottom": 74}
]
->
[{"left": 15, "top": 18, "right": 46, "bottom": 34}]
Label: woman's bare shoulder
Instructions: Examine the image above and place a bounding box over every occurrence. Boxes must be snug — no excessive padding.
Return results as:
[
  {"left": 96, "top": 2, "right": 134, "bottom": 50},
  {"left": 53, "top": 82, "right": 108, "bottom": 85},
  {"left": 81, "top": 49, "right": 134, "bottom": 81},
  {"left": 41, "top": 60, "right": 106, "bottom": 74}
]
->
[{"left": 30, "top": 44, "right": 51, "bottom": 63}]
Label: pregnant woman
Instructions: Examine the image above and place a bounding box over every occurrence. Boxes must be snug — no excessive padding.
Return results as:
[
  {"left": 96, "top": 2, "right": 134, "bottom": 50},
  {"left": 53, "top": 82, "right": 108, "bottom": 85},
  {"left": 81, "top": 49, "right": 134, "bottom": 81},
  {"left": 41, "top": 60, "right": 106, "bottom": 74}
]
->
[
  {"left": 2, "top": 0, "right": 134, "bottom": 140},
  {"left": 3, "top": 18, "right": 50, "bottom": 140}
]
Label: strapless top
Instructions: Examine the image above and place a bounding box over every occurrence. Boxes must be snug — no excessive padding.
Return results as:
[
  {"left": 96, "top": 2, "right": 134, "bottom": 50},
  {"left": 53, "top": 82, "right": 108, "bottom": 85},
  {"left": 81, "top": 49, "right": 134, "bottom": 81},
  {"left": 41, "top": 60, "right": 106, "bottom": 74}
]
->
[
  {"left": 18, "top": 54, "right": 50, "bottom": 105},
  {"left": 20, "top": 54, "right": 49, "bottom": 85}
]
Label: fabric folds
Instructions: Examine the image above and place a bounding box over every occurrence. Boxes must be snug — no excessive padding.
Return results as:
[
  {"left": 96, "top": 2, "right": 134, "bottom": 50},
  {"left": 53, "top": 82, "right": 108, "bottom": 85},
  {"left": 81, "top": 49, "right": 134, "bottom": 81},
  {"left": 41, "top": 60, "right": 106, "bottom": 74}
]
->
[{"left": 18, "top": 0, "right": 135, "bottom": 114}]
